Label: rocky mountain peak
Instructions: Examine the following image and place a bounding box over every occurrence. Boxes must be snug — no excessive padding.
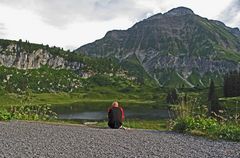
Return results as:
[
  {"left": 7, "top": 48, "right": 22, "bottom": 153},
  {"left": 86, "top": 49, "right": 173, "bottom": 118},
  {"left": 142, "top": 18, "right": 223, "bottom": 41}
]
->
[
  {"left": 164, "top": 7, "right": 194, "bottom": 16},
  {"left": 76, "top": 7, "right": 240, "bottom": 87}
]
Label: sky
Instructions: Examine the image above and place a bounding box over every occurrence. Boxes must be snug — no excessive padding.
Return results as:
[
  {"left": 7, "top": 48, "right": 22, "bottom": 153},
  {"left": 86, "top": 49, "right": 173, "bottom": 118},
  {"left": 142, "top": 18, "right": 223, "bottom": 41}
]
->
[{"left": 0, "top": 0, "right": 239, "bottom": 51}]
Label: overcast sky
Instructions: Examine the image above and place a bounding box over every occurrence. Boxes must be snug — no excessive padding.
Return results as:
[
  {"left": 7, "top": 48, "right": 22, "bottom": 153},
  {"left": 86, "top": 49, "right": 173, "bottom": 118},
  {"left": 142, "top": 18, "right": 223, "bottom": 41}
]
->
[{"left": 0, "top": 0, "right": 239, "bottom": 50}]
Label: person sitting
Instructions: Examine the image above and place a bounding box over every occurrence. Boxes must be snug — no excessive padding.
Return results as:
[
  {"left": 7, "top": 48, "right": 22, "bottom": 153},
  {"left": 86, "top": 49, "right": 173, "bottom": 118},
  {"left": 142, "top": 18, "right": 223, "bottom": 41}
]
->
[{"left": 108, "top": 101, "right": 125, "bottom": 129}]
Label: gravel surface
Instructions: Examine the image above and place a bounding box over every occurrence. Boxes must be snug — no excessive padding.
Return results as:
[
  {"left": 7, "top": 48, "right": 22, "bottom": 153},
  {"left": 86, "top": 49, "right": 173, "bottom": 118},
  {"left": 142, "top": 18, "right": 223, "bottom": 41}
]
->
[{"left": 0, "top": 121, "right": 239, "bottom": 158}]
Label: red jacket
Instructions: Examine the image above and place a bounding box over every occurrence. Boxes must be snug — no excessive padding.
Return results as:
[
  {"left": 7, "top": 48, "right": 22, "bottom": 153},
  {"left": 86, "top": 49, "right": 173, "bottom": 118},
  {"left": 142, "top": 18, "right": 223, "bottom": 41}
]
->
[{"left": 108, "top": 106, "right": 125, "bottom": 121}]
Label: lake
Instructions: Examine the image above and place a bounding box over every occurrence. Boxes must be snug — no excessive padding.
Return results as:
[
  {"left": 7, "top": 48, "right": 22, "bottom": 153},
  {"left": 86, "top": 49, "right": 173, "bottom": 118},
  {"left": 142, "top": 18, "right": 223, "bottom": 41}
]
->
[
  {"left": 56, "top": 109, "right": 170, "bottom": 121},
  {"left": 53, "top": 102, "right": 171, "bottom": 121}
]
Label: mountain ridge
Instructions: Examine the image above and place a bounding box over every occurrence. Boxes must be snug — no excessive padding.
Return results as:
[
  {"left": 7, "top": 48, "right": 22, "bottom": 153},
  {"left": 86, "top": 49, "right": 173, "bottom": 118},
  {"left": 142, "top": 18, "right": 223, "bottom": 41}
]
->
[
  {"left": 0, "top": 38, "right": 157, "bottom": 93},
  {"left": 1, "top": 7, "right": 240, "bottom": 89},
  {"left": 76, "top": 7, "right": 240, "bottom": 87}
]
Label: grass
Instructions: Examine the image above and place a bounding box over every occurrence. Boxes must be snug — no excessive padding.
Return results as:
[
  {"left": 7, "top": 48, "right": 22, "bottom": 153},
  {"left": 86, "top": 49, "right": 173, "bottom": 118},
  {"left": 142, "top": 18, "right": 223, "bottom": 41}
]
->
[
  {"left": 21, "top": 118, "right": 168, "bottom": 131},
  {"left": 0, "top": 88, "right": 170, "bottom": 132},
  {"left": 0, "top": 92, "right": 84, "bottom": 107},
  {"left": 219, "top": 96, "right": 240, "bottom": 108},
  {"left": 96, "top": 119, "right": 168, "bottom": 131},
  {"left": 0, "top": 93, "right": 23, "bottom": 107},
  {"left": 0, "top": 90, "right": 168, "bottom": 112},
  {"left": 170, "top": 94, "right": 240, "bottom": 142},
  {"left": 3, "top": 86, "right": 239, "bottom": 137},
  {"left": 172, "top": 117, "right": 240, "bottom": 141},
  {"left": 214, "top": 46, "right": 240, "bottom": 63}
]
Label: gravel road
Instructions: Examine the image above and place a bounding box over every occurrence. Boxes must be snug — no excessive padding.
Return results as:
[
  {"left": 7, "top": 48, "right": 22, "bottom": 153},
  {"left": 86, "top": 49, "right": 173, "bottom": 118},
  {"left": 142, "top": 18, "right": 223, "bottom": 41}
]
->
[{"left": 0, "top": 121, "right": 239, "bottom": 158}]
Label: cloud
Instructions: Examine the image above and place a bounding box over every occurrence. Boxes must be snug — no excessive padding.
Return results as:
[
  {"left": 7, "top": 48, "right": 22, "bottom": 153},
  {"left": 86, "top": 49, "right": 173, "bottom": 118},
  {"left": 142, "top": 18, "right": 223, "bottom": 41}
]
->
[
  {"left": 0, "top": 23, "right": 6, "bottom": 36},
  {"left": 0, "top": 0, "right": 152, "bottom": 28},
  {"left": 0, "top": 23, "right": 5, "bottom": 29},
  {"left": 218, "top": 0, "right": 240, "bottom": 27},
  {"left": 64, "top": 45, "right": 77, "bottom": 51},
  {"left": 93, "top": 0, "right": 152, "bottom": 21}
]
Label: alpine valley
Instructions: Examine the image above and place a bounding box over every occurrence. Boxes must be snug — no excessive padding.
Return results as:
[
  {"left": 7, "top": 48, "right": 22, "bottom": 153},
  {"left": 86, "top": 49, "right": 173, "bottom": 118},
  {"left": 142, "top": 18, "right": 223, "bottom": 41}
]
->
[{"left": 1, "top": 7, "right": 240, "bottom": 94}]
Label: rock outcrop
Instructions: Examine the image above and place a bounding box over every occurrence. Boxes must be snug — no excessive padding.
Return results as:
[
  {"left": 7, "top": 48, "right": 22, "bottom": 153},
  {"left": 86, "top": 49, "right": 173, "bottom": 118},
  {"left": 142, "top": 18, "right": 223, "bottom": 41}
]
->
[{"left": 0, "top": 44, "right": 84, "bottom": 72}]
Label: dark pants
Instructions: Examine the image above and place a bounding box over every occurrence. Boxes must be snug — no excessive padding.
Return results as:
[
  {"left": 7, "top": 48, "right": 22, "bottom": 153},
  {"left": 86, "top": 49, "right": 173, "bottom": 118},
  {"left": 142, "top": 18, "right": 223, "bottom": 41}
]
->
[{"left": 108, "top": 121, "right": 122, "bottom": 129}]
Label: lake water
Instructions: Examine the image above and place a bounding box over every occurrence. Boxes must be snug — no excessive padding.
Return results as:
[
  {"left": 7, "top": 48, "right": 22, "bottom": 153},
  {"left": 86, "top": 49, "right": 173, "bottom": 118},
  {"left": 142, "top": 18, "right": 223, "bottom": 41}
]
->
[{"left": 57, "top": 109, "right": 170, "bottom": 121}]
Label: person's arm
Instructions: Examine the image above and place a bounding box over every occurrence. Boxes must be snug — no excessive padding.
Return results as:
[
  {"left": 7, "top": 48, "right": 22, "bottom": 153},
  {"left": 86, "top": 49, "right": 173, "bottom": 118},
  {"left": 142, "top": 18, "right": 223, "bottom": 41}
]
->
[{"left": 120, "top": 107, "right": 125, "bottom": 121}]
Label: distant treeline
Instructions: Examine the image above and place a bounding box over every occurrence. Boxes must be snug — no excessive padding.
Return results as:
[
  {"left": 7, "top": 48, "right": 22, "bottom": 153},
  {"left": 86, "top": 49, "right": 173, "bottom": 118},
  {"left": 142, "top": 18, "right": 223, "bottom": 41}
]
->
[{"left": 224, "top": 71, "right": 240, "bottom": 97}]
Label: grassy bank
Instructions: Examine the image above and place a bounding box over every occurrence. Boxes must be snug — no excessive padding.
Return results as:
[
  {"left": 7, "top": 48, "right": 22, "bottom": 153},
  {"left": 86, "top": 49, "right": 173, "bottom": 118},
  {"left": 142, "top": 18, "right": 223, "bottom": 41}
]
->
[
  {"left": 0, "top": 90, "right": 169, "bottom": 130},
  {"left": 4, "top": 88, "right": 240, "bottom": 136},
  {"left": 96, "top": 119, "right": 168, "bottom": 131},
  {"left": 0, "top": 90, "right": 168, "bottom": 113}
]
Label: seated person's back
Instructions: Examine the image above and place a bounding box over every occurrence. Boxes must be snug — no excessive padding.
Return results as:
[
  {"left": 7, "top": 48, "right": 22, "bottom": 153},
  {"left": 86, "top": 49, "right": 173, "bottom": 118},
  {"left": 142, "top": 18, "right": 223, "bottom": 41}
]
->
[{"left": 108, "top": 101, "right": 124, "bottom": 129}]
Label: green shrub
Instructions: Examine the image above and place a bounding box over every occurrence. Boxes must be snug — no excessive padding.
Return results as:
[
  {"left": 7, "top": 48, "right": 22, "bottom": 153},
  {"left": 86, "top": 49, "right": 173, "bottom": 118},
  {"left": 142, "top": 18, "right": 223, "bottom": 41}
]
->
[
  {"left": 0, "top": 104, "right": 57, "bottom": 121},
  {"left": 170, "top": 95, "right": 240, "bottom": 141},
  {"left": 0, "top": 109, "right": 12, "bottom": 120},
  {"left": 172, "top": 118, "right": 189, "bottom": 132},
  {"left": 11, "top": 104, "right": 57, "bottom": 121},
  {"left": 218, "top": 124, "right": 240, "bottom": 141},
  {"left": 172, "top": 117, "right": 240, "bottom": 141}
]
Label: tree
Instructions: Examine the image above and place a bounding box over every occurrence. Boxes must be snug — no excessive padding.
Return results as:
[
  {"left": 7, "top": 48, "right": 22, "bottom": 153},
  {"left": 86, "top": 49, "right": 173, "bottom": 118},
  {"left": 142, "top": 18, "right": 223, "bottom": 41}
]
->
[
  {"left": 17, "top": 39, "right": 22, "bottom": 52},
  {"left": 223, "top": 74, "right": 229, "bottom": 97},
  {"left": 166, "top": 88, "right": 178, "bottom": 104},
  {"left": 166, "top": 92, "right": 172, "bottom": 104},
  {"left": 223, "top": 71, "right": 240, "bottom": 97},
  {"left": 208, "top": 79, "right": 220, "bottom": 115},
  {"left": 210, "top": 97, "right": 220, "bottom": 115},
  {"left": 208, "top": 79, "right": 215, "bottom": 101}
]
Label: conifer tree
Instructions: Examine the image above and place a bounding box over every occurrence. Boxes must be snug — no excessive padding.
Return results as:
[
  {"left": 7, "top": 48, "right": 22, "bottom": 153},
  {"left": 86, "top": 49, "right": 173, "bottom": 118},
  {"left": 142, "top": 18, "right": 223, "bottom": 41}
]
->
[
  {"left": 223, "top": 71, "right": 240, "bottom": 97},
  {"left": 166, "top": 89, "right": 178, "bottom": 104},
  {"left": 208, "top": 79, "right": 220, "bottom": 115},
  {"left": 208, "top": 79, "right": 215, "bottom": 101}
]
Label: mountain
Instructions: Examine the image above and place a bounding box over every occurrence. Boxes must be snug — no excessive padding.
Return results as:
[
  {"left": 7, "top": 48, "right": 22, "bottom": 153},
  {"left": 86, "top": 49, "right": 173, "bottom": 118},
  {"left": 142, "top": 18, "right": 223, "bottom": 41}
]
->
[
  {"left": 0, "top": 39, "right": 148, "bottom": 93},
  {"left": 76, "top": 7, "right": 240, "bottom": 88}
]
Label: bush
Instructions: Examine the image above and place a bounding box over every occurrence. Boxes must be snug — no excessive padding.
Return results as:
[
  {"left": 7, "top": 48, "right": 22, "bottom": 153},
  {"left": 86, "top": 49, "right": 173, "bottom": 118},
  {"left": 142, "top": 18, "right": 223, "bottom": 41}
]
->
[
  {"left": 171, "top": 117, "right": 240, "bottom": 141},
  {"left": 0, "top": 104, "right": 57, "bottom": 121},
  {"left": 88, "top": 74, "right": 112, "bottom": 86},
  {"left": 172, "top": 118, "right": 189, "bottom": 132},
  {"left": 119, "top": 87, "right": 134, "bottom": 93},
  {"left": 170, "top": 95, "right": 240, "bottom": 141},
  {"left": 0, "top": 109, "right": 12, "bottom": 120},
  {"left": 218, "top": 124, "right": 240, "bottom": 141}
]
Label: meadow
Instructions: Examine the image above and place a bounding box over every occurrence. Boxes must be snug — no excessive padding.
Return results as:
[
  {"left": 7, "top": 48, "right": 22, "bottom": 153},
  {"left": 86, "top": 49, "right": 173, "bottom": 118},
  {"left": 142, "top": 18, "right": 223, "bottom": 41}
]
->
[{"left": 0, "top": 86, "right": 239, "bottom": 142}]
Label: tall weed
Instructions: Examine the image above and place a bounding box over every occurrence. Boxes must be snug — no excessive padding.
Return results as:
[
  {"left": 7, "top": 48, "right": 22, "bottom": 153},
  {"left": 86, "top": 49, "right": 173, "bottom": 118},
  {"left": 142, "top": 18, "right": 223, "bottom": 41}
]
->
[{"left": 170, "top": 95, "right": 240, "bottom": 142}]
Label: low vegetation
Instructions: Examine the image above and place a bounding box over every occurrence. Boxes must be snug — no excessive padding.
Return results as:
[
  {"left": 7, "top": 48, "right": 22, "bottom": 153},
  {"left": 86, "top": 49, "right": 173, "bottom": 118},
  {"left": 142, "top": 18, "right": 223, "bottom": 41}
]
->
[
  {"left": 169, "top": 81, "right": 240, "bottom": 142},
  {"left": 96, "top": 119, "right": 167, "bottom": 131},
  {"left": 0, "top": 65, "right": 142, "bottom": 94},
  {"left": 171, "top": 116, "right": 240, "bottom": 141},
  {"left": 0, "top": 104, "right": 57, "bottom": 121}
]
